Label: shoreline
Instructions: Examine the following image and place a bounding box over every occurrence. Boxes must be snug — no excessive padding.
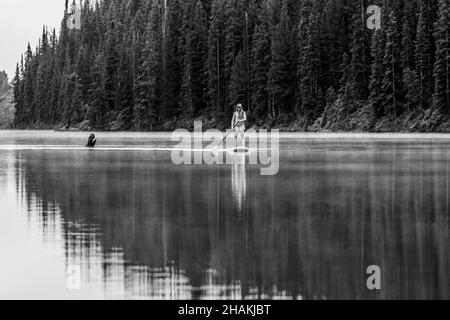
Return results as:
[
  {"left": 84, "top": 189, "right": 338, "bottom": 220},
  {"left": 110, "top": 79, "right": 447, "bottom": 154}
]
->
[
  {"left": 1, "top": 129, "right": 450, "bottom": 138},
  {"left": 6, "top": 105, "right": 450, "bottom": 134}
]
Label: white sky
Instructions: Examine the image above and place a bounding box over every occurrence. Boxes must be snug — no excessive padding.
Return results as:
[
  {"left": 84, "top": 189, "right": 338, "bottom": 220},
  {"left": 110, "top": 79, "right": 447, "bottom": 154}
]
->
[{"left": 0, "top": 0, "right": 66, "bottom": 81}]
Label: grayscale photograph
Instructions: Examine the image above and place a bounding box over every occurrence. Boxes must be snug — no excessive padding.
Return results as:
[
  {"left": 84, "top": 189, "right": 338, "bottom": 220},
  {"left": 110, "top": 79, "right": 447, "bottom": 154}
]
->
[{"left": 0, "top": 0, "right": 449, "bottom": 307}]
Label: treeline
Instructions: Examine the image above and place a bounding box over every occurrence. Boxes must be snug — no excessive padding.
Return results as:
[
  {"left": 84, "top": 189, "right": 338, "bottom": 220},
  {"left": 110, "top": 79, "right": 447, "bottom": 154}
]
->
[
  {"left": 0, "top": 71, "right": 9, "bottom": 96},
  {"left": 12, "top": 0, "right": 450, "bottom": 131},
  {"left": 0, "top": 71, "right": 14, "bottom": 128}
]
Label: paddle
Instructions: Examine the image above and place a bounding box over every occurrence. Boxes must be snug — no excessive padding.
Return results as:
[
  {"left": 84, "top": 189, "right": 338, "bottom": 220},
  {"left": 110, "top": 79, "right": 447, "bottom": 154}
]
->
[{"left": 217, "top": 121, "right": 241, "bottom": 148}]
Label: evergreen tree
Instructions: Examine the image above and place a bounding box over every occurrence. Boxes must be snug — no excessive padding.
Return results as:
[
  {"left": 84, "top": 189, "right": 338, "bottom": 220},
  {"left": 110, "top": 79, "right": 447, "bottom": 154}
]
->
[
  {"left": 34, "top": 29, "right": 53, "bottom": 124},
  {"left": 22, "top": 43, "right": 35, "bottom": 125},
  {"left": 87, "top": 54, "right": 105, "bottom": 127},
  {"left": 320, "top": 0, "right": 347, "bottom": 92},
  {"left": 403, "top": 68, "right": 421, "bottom": 112},
  {"left": 298, "top": 10, "right": 322, "bottom": 117},
  {"left": 133, "top": 0, "right": 162, "bottom": 130},
  {"left": 432, "top": 0, "right": 450, "bottom": 113},
  {"left": 207, "top": 0, "right": 226, "bottom": 113},
  {"left": 296, "top": 0, "right": 313, "bottom": 113},
  {"left": 163, "top": 0, "right": 183, "bottom": 120},
  {"left": 229, "top": 51, "right": 246, "bottom": 107},
  {"left": 349, "top": 0, "right": 370, "bottom": 100},
  {"left": 10, "top": 0, "right": 447, "bottom": 132},
  {"left": 13, "top": 64, "right": 24, "bottom": 126},
  {"left": 59, "top": 48, "right": 72, "bottom": 126},
  {"left": 223, "top": 0, "right": 245, "bottom": 113},
  {"left": 181, "top": 0, "right": 208, "bottom": 117},
  {"left": 401, "top": 0, "right": 418, "bottom": 70},
  {"left": 267, "top": 0, "right": 293, "bottom": 118},
  {"left": 70, "top": 73, "right": 84, "bottom": 125},
  {"left": 415, "top": 0, "right": 434, "bottom": 109},
  {"left": 368, "top": 29, "right": 385, "bottom": 116},
  {"left": 104, "top": 25, "right": 120, "bottom": 118},
  {"left": 382, "top": 11, "right": 402, "bottom": 117},
  {"left": 250, "top": 2, "right": 271, "bottom": 118}
]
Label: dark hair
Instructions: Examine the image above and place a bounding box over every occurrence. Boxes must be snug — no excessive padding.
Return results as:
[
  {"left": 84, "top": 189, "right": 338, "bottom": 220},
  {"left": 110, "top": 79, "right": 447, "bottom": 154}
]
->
[{"left": 236, "top": 106, "right": 244, "bottom": 119}]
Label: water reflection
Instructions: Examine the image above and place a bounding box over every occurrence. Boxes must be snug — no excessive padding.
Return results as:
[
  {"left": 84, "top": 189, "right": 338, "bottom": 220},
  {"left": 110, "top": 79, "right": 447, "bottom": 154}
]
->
[
  {"left": 1, "top": 135, "right": 450, "bottom": 300},
  {"left": 231, "top": 153, "right": 247, "bottom": 212}
]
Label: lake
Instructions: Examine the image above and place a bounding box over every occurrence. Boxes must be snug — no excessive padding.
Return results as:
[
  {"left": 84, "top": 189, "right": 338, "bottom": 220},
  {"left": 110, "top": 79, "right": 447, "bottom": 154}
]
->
[{"left": 0, "top": 131, "right": 449, "bottom": 300}]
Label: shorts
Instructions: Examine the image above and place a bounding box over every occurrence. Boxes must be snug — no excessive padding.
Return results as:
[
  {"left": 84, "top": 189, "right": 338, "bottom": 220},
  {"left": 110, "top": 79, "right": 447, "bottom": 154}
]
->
[{"left": 235, "top": 125, "right": 245, "bottom": 133}]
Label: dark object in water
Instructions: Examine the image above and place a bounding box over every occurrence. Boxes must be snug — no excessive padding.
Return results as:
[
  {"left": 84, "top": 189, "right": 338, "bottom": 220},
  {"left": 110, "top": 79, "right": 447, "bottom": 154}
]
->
[{"left": 85, "top": 134, "right": 97, "bottom": 148}]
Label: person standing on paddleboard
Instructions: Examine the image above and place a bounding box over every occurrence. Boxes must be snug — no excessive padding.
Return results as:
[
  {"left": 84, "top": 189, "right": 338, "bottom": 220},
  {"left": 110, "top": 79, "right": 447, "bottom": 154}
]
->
[{"left": 231, "top": 104, "right": 247, "bottom": 148}]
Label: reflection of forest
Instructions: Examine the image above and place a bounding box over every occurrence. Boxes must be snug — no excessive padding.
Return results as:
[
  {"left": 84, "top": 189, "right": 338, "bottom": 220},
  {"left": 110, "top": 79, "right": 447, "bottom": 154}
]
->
[
  {"left": 231, "top": 153, "right": 247, "bottom": 213},
  {"left": 15, "top": 147, "right": 450, "bottom": 299}
]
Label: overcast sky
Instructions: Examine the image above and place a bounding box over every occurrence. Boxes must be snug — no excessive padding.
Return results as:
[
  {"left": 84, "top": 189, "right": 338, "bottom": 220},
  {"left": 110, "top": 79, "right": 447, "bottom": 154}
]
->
[{"left": 0, "top": 0, "right": 65, "bottom": 81}]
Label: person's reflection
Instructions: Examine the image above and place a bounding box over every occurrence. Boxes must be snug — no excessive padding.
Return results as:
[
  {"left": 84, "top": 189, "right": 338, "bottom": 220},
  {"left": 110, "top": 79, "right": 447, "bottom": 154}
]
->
[{"left": 231, "top": 152, "right": 247, "bottom": 212}]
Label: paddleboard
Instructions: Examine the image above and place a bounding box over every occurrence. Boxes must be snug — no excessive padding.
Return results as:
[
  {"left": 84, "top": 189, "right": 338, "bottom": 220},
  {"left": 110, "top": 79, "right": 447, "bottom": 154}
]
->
[{"left": 231, "top": 147, "right": 250, "bottom": 153}]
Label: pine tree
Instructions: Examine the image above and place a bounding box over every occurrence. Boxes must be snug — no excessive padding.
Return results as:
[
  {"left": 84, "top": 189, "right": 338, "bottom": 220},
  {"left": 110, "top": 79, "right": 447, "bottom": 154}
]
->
[
  {"left": 87, "top": 54, "right": 105, "bottom": 128},
  {"left": 70, "top": 73, "right": 83, "bottom": 125},
  {"left": 163, "top": 0, "right": 183, "bottom": 120},
  {"left": 223, "top": 0, "right": 245, "bottom": 113},
  {"left": 401, "top": 0, "right": 418, "bottom": 70},
  {"left": 34, "top": 28, "right": 53, "bottom": 125},
  {"left": 296, "top": 0, "right": 313, "bottom": 113},
  {"left": 181, "top": 0, "right": 208, "bottom": 117},
  {"left": 190, "top": 0, "right": 209, "bottom": 115},
  {"left": 415, "top": 0, "right": 433, "bottom": 109},
  {"left": 403, "top": 68, "right": 421, "bottom": 112},
  {"left": 75, "top": 44, "right": 92, "bottom": 103},
  {"left": 368, "top": 29, "right": 385, "bottom": 116},
  {"left": 250, "top": 2, "right": 271, "bottom": 118},
  {"left": 207, "top": 0, "right": 226, "bottom": 113},
  {"left": 229, "top": 51, "right": 246, "bottom": 107},
  {"left": 339, "top": 52, "right": 357, "bottom": 106},
  {"left": 10, "top": 0, "right": 448, "bottom": 132},
  {"left": 22, "top": 43, "right": 35, "bottom": 125},
  {"left": 117, "top": 44, "right": 135, "bottom": 130},
  {"left": 349, "top": 0, "right": 370, "bottom": 100},
  {"left": 320, "top": 0, "right": 346, "bottom": 92},
  {"left": 298, "top": 10, "right": 322, "bottom": 117},
  {"left": 47, "top": 55, "right": 60, "bottom": 124},
  {"left": 180, "top": 1, "right": 195, "bottom": 118},
  {"left": 432, "top": 0, "right": 450, "bottom": 113},
  {"left": 267, "top": 0, "right": 293, "bottom": 118},
  {"left": 382, "top": 11, "right": 402, "bottom": 117},
  {"left": 59, "top": 47, "right": 72, "bottom": 127},
  {"left": 104, "top": 25, "right": 120, "bottom": 117},
  {"left": 13, "top": 64, "right": 24, "bottom": 126},
  {"left": 133, "top": 0, "right": 162, "bottom": 130}
]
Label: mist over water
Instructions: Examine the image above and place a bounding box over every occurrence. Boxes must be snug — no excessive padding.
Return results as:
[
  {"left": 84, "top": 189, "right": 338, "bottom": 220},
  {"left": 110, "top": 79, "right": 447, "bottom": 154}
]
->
[{"left": 0, "top": 131, "right": 449, "bottom": 300}]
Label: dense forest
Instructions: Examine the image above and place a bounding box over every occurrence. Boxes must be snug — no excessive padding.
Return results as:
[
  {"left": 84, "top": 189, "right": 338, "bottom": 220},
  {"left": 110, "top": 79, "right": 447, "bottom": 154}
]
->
[
  {"left": 0, "top": 72, "right": 14, "bottom": 128},
  {"left": 12, "top": 0, "right": 450, "bottom": 132}
]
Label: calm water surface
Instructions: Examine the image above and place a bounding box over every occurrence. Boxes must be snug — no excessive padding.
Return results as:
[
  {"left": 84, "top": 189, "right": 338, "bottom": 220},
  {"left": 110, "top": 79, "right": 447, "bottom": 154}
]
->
[{"left": 0, "top": 131, "right": 449, "bottom": 300}]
